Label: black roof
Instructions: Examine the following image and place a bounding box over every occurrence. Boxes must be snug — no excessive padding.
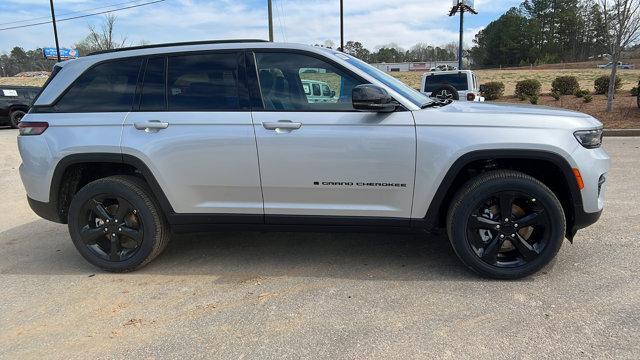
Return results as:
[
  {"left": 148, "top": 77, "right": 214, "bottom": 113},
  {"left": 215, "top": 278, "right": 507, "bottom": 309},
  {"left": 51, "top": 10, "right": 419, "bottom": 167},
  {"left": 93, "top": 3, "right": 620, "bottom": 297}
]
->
[{"left": 87, "top": 39, "right": 269, "bottom": 56}]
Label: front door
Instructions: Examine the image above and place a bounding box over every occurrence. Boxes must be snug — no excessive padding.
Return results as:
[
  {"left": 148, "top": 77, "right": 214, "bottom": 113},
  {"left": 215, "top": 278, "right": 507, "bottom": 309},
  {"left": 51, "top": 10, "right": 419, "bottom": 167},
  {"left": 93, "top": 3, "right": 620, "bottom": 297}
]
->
[{"left": 249, "top": 51, "right": 416, "bottom": 223}]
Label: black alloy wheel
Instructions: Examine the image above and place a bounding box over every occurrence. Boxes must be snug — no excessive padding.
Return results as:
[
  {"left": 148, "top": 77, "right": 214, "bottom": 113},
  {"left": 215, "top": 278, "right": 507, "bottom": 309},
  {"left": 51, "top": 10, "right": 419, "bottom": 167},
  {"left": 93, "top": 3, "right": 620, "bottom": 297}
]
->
[
  {"left": 68, "top": 175, "right": 170, "bottom": 272},
  {"left": 447, "top": 170, "right": 566, "bottom": 279},
  {"left": 467, "top": 190, "right": 551, "bottom": 268},
  {"left": 78, "top": 196, "right": 143, "bottom": 262}
]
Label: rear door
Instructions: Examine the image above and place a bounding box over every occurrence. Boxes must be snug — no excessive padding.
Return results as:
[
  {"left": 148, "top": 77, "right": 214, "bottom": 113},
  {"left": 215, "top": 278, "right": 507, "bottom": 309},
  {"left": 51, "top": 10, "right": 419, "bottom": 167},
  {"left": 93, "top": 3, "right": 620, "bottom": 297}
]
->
[
  {"left": 248, "top": 51, "right": 416, "bottom": 223},
  {"left": 122, "top": 52, "right": 263, "bottom": 219}
]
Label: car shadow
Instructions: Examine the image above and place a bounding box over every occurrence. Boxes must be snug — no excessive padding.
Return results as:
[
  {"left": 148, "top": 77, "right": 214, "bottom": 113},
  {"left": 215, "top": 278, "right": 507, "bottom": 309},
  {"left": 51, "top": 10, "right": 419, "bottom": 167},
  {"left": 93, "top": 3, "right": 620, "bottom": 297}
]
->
[{"left": 0, "top": 219, "right": 498, "bottom": 282}]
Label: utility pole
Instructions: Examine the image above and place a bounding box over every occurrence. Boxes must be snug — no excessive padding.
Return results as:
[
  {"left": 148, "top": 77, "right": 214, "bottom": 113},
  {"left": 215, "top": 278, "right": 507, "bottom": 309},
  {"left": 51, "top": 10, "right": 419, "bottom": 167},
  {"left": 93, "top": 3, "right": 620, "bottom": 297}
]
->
[
  {"left": 267, "top": 0, "right": 274, "bottom": 42},
  {"left": 340, "top": 0, "right": 344, "bottom": 51},
  {"left": 449, "top": 1, "right": 477, "bottom": 70},
  {"left": 49, "top": 0, "right": 61, "bottom": 62}
]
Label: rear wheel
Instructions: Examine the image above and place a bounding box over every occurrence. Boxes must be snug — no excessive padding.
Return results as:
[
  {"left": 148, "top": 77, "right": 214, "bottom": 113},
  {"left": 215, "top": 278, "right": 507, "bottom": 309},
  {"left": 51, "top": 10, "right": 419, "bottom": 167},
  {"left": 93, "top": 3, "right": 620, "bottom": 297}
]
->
[
  {"left": 9, "top": 109, "right": 26, "bottom": 129},
  {"left": 67, "top": 176, "right": 170, "bottom": 272},
  {"left": 446, "top": 170, "right": 566, "bottom": 279},
  {"left": 430, "top": 85, "right": 459, "bottom": 101}
]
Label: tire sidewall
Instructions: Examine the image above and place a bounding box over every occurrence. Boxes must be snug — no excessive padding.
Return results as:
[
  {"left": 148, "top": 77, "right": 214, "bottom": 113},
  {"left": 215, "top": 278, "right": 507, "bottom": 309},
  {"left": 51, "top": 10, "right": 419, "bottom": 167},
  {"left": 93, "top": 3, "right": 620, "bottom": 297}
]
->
[
  {"left": 431, "top": 85, "right": 460, "bottom": 100},
  {"left": 10, "top": 110, "right": 26, "bottom": 129},
  {"left": 68, "top": 179, "right": 160, "bottom": 271},
  {"left": 449, "top": 177, "right": 566, "bottom": 279}
]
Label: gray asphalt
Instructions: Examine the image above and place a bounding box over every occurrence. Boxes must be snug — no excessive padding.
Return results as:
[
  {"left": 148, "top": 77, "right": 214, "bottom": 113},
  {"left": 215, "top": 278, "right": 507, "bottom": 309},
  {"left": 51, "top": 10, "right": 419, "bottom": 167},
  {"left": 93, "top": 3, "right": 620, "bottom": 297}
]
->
[{"left": 1, "top": 128, "right": 638, "bottom": 359}]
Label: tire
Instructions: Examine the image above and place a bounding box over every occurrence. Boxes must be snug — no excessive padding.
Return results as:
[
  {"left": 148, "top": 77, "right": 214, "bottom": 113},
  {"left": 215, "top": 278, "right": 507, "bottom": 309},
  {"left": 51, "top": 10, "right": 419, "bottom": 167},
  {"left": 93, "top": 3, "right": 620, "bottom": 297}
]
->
[
  {"left": 67, "top": 175, "right": 170, "bottom": 272},
  {"left": 9, "top": 109, "right": 26, "bottom": 129},
  {"left": 446, "top": 170, "right": 566, "bottom": 279},
  {"left": 430, "top": 85, "right": 459, "bottom": 101}
]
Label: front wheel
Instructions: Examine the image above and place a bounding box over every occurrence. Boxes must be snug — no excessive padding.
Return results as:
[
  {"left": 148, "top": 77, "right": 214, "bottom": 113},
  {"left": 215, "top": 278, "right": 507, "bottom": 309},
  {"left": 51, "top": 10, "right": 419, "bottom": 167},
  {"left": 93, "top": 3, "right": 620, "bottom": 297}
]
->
[
  {"left": 446, "top": 170, "right": 566, "bottom": 279},
  {"left": 67, "top": 175, "right": 170, "bottom": 272}
]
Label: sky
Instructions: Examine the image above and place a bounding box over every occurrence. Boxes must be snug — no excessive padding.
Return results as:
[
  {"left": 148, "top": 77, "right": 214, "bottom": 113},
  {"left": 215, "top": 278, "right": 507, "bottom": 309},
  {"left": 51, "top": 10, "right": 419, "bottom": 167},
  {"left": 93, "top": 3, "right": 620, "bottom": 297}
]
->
[{"left": 0, "top": 0, "right": 521, "bottom": 54}]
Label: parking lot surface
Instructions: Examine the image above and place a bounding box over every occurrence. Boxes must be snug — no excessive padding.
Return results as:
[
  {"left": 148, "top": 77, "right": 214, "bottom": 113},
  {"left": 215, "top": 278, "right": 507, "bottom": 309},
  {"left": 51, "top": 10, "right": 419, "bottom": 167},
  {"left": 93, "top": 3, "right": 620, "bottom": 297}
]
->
[{"left": 0, "top": 128, "right": 638, "bottom": 359}]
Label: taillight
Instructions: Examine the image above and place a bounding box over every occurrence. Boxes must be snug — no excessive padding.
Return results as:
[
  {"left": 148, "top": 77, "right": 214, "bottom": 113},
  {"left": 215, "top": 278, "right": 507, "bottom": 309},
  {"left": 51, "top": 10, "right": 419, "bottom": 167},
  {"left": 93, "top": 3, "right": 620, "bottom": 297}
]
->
[
  {"left": 19, "top": 121, "right": 48, "bottom": 136},
  {"left": 467, "top": 93, "right": 476, "bottom": 101}
]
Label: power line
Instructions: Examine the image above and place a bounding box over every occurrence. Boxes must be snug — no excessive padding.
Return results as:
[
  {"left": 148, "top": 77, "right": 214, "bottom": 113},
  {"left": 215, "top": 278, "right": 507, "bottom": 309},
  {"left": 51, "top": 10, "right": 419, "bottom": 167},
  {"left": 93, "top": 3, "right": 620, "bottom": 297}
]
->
[
  {"left": 0, "top": 0, "right": 149, "bottom": 27},
  {"left": 278, "top": 0, "right": 287, "bottom": 42},
  {"left": 275, "top": 0, "right": 286, "bottom": 42},
  {"left": 0, "top": 0, "right": 166, "bottom": 32}
]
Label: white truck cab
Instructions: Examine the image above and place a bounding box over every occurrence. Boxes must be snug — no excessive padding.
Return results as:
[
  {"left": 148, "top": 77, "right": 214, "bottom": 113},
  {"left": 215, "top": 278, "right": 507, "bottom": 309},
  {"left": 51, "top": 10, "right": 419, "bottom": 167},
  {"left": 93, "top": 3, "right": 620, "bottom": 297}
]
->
[{"left": 421, "top": 70, "right": 484, "bottom": 102}]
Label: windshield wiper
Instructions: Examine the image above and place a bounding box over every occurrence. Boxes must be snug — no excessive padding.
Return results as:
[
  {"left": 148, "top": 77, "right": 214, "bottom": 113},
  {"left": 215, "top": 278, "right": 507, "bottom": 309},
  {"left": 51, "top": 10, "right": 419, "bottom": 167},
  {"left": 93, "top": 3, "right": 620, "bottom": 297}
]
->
[{"left": 420, "top": 99, "right": 452, "bottom": 108}]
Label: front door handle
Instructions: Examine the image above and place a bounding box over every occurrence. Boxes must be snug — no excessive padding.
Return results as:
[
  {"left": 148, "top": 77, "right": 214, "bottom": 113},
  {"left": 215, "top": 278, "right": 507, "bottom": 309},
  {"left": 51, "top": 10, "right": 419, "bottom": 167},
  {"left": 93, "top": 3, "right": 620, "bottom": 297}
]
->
[
  {"left": 134, "top": 120, "right": 169, "bottom": 133},
  {"left": 262, "top": 120, "right": 302, "bottom": 133}
]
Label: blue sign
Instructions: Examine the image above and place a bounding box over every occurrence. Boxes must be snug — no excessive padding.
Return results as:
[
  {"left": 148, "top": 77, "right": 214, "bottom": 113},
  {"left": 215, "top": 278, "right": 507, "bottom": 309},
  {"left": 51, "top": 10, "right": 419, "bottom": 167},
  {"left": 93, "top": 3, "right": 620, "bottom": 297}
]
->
[{"left": 42, "top": 47, "right": 79, "bottom": 60}]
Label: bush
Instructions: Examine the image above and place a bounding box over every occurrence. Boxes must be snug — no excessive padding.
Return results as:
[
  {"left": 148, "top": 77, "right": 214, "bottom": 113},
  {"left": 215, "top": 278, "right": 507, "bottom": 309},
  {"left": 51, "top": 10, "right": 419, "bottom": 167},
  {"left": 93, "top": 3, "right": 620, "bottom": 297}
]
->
[
  {"left": 631, "top": 86, "right": 639, "bottom": 96},
  {"left": 583, "top": 94, "right": 593, "bottom": 103},
  {"left": 594, "top": 75, "right": 621, "bottom": 94},
  {"left": 552, "top": 76, "right": 580, "bottom": 95},
  {"left": 515, "top": 79, "right": 542, "bottom": 101},
  {"left": 574, "top": 89, "right": 590, "bottom": 98},
  {"left": 551, "top": 91, "right": 561, "bottom": 100},
  {"left": 529, "top": 94, "right": 539, "bottom": 104},
  {"left": 480, "top": 81, "right": 505, "bottom": 100}
]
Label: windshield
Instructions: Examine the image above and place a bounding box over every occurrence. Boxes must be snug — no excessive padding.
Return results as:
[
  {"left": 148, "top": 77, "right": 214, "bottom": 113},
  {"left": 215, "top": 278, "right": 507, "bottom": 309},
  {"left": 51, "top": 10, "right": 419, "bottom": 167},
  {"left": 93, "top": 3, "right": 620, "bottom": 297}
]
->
[{"left": 331, "top": 51, "right": 432, "bottom": 107}]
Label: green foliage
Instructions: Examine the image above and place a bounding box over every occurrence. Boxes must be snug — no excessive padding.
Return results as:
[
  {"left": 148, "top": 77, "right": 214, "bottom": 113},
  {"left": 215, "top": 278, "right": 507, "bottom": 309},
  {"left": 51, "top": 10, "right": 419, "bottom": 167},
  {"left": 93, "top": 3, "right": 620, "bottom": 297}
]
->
[
  {"left": 480, "top": 82, "right": 505, "bottom": 100},
  {"left": 594, "top": 75, "right": 622, "bottom": 94},
  {"left": 552, "top": 76, "right": 580, "bottom": 95},
  {"left": 470, "top": 1, "right": 609, "bottom": 67},
  {"left": 583, "top": 94, "right": 593, "bottom": 103},
  {"left": 515, "top": 79, "right": 542, "bottom": 101},
  {"left": 551, "top": 91, "right": 561, "bottom": 100},
  {"left": 631, "top": 87, "right": 639, "bottom": 96},
  {"left": 529, "top": 94, "right": 539, "bottom": 104},
  {"left": 574, "top": 89, "right": 590, "bottom": 98}
]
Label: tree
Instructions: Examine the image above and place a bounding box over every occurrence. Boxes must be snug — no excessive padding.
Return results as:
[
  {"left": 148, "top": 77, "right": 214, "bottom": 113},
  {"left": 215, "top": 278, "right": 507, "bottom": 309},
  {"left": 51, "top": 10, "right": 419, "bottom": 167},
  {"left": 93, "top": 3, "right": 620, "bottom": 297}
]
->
[
  {"left": 75, "top": 14, "right": 128, "bottom": 55},
  {"left": 343, "top": 41, "right": 370, "bottom": 61},
  {"left": 600, "top": 0, "right": 640, "bottom": 111}
]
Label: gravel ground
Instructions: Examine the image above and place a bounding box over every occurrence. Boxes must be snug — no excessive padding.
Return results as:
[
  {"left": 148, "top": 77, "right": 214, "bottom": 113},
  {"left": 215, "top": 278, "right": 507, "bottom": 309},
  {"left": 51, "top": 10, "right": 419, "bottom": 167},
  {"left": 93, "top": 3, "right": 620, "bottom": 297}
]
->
[{"left": 0, "top": 128, "right": 638, "bottom": 360}]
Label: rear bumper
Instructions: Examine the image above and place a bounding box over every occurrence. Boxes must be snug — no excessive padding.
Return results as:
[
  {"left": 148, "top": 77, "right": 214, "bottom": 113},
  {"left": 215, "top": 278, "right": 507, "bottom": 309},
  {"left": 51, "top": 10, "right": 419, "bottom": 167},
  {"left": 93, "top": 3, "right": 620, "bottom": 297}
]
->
[{"left": 27, "top": 196, "right": 64, "bottom": 223}]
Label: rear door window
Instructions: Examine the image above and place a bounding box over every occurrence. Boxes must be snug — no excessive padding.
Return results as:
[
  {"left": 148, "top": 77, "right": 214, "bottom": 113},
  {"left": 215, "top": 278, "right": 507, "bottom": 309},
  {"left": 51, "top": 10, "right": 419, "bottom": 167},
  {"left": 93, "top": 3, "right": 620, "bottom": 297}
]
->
[
  {"left": 167, "top": 52, "right": 246, "bottom": 111},
  {"left": 140, "top": 57, "right": 166, "bottom": 111},
  {"left": 55, "top": 58, "right": 142, "bottom": 112},
  {"left": 424, "top": 73, "right": 468, "bottom": 92}
]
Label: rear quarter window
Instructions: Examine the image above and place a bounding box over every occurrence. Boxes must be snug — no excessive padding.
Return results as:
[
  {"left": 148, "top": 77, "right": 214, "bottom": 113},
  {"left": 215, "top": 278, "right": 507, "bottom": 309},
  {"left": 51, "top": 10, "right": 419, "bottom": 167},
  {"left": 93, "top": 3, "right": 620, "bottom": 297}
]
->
[{"left": 54, "top": 58, "right": 142, "bottom": 112}]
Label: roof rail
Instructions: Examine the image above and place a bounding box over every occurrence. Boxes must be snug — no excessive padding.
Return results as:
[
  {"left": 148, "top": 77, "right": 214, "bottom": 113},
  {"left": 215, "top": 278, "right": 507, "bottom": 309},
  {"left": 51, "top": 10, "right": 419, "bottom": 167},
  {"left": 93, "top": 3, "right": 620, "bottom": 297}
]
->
[{"left": 86, "top": 39, "right": 269, "bottom": 56}]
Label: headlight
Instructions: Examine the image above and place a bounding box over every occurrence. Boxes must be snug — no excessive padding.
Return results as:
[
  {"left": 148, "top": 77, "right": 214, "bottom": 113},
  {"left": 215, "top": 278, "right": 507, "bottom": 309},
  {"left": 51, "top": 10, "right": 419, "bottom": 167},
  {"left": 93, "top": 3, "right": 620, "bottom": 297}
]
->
[{"left": 574, "top": 128, "right": 603, "bottom": 149}]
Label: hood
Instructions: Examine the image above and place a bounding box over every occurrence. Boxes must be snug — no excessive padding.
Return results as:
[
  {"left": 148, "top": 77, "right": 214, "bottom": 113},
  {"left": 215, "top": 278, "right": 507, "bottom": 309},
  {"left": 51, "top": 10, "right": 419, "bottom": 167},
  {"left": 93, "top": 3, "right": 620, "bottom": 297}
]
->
[{"left": 414, "top": 100, "right": 603, "bottom": 130}]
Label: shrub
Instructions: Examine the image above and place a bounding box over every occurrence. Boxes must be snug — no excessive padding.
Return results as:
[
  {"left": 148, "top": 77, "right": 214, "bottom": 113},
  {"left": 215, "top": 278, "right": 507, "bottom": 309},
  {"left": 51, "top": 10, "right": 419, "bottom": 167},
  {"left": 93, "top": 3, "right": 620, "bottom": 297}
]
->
[
  {"left": 480, "top": 81, "right": 505, "bottom": 100},
  {"left": 552, "top": 76, "right": 580, "bottom": 95},
  {"left": 529, "top": 94, "right": 539, "bottom": 104},
  {"left": 594, "top": 75, "right": 621, "bottom": 94},
  {"left": 631, "top": 86, "right": 639, "bottom": 96},
  {"left": 574, "top": 89, "right": 590, "bottom": 98},
  {"left": 515, "top": 79, "right": 542, "bottom": 101},
  {"left": 583, "top": 94, "right": 593, "bottom": 103},
  {"left": 551, "top": 91, "right": 561, "bottom": 100}
]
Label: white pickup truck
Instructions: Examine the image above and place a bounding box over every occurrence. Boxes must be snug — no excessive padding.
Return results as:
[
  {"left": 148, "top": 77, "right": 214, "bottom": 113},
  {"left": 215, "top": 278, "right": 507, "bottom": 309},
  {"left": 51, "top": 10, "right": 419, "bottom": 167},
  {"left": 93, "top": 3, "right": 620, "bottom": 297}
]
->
[{"left": 421, "top": 70, "right": 484, "bottom": 102}]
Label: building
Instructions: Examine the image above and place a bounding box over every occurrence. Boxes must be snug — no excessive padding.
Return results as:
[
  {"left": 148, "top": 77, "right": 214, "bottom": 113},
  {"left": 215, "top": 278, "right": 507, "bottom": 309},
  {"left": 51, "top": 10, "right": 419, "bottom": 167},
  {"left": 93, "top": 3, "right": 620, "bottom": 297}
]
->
[{"left": 372, "top": 61, "right": 459, "bottom": 72}]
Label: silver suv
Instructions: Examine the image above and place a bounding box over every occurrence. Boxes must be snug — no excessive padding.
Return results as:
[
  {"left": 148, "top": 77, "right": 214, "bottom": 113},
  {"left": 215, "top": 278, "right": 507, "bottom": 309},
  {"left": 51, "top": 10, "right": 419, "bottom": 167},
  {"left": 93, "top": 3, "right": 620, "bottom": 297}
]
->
[{"left": 18, "top": 40, "right": 610, "bottom": 278}]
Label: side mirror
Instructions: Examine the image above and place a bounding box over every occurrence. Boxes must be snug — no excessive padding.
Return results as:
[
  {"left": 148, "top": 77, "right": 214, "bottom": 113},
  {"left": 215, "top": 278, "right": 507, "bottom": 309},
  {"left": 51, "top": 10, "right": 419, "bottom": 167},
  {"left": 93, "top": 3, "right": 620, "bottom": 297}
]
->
[{"left": 352, "top": 84, "right": 397, "bottom": 112}]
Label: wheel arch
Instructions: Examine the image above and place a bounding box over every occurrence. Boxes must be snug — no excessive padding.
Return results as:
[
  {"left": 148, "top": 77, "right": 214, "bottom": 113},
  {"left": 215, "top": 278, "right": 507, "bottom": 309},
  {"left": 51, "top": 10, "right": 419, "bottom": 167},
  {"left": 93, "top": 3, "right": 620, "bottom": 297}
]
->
[
  {"left": 417, "top": 149, "right": 582, "bottom": 239},
  {"left": 49, "top": 153, "right": 173, "bottom": 223}
]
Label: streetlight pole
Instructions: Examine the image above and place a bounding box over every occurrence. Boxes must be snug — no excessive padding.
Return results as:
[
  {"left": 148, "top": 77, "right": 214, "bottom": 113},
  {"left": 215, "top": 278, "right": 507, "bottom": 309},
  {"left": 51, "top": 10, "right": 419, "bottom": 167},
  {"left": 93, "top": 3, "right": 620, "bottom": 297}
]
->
[
  {"left": 449, "top": 1, "right": 477, "bottom": 70},
  {"left": 340, "top": 0, "right": 344, "bottom": 51},
  {"left": 267, "top": 0, "right": 274, "bottom": 41},
  {"left": 49, "top": 0, "right": 61, "bottom": 62},
  {"left": 458, "top": 9, "right": 463, "bottom": 70}
]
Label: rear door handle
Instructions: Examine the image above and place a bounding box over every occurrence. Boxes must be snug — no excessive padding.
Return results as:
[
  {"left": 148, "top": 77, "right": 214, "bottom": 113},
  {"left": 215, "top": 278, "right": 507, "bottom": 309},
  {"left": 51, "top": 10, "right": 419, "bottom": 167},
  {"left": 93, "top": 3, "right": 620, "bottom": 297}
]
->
[
  {"left": 262, "top": 120, "right": 302, "bottom": 133},
  {"left": 134, "top": 120, "right": 169, "bottom": 132}
]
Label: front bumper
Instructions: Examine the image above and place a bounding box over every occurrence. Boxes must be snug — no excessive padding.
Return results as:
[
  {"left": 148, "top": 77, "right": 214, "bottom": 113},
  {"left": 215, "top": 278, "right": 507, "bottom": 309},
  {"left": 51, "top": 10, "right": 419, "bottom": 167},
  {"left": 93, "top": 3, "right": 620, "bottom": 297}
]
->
[{"left": 569, "top": 208, "right": 602, "bottom": 240}]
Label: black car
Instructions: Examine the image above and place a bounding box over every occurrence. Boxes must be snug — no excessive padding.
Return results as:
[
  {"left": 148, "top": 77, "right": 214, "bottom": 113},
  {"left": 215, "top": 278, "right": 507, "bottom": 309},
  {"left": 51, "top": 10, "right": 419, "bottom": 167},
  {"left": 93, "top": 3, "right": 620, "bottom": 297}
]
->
[{"left": 0, "top": 86, "right": 41, "bottom": 128}]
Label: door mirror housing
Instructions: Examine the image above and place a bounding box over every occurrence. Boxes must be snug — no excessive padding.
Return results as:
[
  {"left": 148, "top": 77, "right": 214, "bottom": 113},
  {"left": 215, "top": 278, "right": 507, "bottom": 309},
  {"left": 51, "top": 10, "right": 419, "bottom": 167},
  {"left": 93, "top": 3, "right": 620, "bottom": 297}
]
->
[{"left": 352, "top": 84, "right": 397, "bottom": 112}]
